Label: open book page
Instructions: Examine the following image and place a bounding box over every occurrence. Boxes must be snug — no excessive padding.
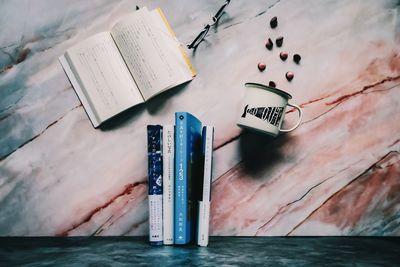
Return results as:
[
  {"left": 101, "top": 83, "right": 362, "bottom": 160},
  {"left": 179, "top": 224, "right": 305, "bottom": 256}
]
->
[
  {"left": 150, "top": 8, "right": 196, "bottom": 85},
  {"left": 64, "top": 32, "right": 144, "bottom": 124},
  {"left": 110, "top": 7, "right": 194, "bottom": 100}
]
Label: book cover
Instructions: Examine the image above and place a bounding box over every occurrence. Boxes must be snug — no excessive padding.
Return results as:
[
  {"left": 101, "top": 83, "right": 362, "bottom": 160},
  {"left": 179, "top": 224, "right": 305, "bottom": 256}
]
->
[
  {"left": 59, "top": 7, "right": 195, "bottom": 128},
  {"left": 162, "top": 125, "right": 174, "bottom": 245},
  {"left": 147, "top": 125, "right": 163, "bottom": 246},
  {"left": 174, "top": 112, "right": 202, "bottom": 244},
  {"left": 197, "top": 126, "right": 214, "bottom": 247}
]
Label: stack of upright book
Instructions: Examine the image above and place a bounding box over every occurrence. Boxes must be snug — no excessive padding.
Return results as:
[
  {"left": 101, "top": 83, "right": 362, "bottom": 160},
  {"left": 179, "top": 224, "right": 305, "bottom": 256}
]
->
[{"left": 147, "top": 112, "right": 214, "bottom": 246}]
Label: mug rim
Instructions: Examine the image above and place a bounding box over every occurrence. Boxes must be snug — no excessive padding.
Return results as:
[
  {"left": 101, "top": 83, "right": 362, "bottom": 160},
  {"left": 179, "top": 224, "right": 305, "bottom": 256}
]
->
[{"left": 245, "top": 82, "right": 292, "bottom": 99}]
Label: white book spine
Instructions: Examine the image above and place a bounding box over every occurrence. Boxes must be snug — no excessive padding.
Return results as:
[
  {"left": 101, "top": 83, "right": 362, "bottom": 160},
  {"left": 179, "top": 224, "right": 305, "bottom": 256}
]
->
[
  {"left": 198, "top": 126, "right": 214, "bottom": 247},
  {"left": 162, "top": 125, "right": 174, "bottom": 245},
  {"left": 59, "top": 55, "right": 100, "bottom": 128}
]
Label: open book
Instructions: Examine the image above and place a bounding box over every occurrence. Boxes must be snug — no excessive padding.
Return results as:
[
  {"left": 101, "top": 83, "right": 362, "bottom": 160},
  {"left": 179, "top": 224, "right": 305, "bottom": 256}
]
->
[{"left": 59, "top": 7, "right": 196, "bottom": 127}]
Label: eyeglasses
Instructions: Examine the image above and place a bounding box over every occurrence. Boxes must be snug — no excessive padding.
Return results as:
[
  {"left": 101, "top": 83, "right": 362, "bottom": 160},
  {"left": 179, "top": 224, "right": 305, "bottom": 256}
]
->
[{"left": 187, "top": 0, "right": 231, "bottom": 49}]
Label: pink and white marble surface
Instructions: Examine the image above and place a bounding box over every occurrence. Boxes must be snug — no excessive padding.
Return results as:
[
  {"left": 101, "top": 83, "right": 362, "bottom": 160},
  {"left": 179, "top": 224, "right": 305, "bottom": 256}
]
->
[{"left": 0, "top": 0, "right": 399, "bottom": 236}]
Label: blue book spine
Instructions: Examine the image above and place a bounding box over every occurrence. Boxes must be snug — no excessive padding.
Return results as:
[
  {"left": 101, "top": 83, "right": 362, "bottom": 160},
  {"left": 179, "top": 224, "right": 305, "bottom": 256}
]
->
[
  {"left": 174, "top": 112, "right": 202, "bottom": 244},
  {"left": 147, "top": 125, "right": 163, "bottom": 246}
]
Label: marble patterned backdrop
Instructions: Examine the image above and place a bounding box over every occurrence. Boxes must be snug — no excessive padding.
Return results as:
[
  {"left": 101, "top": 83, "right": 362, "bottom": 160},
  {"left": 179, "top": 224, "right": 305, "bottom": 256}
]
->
[{"left": 0, "top": 0, "right": 399, "bottom": 236}]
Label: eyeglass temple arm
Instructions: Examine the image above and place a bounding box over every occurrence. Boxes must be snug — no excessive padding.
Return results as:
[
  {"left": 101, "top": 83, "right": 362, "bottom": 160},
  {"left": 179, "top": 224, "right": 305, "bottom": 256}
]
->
[
  {"left": 187, "top": 25, "right": 210, "bottom": 49},
  {"left": 187, "top": 0, "right": 231, "bottom": 49}
]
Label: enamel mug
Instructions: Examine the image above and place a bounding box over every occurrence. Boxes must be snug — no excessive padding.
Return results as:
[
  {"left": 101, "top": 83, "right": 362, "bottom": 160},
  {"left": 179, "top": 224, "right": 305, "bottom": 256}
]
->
[{"left": 237, "top": 83, "right": 302, "bottom": 137}]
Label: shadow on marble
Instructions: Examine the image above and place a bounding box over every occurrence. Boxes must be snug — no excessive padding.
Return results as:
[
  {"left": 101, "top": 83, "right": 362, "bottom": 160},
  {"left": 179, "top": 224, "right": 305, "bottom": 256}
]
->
[
  {"left": 0, "top": 71, "right": 34, "bottom": 159},
  {"left": 187, "top": 11, "right": 233, "bottom": 56},
  {"left": 146, "top": 81, "right": 190, "bottom": 115},
  {"left": 189, "top": 40, "right": 211, "bottom": 57},
  {"left": 99, "top": 104, "right": 146, "bottom": 131},
  {"left": 212, "top": 12, "right": 234, "bottom": 33},
  {"left": 239, "top": 129, "right": 289, "bottom": 176},
  {"left": 99, "top": 82, "right": 190, "bottom": 131}
]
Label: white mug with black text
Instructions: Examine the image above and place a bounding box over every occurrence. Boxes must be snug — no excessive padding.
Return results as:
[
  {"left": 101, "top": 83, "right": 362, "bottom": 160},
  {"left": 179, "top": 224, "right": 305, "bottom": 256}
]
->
[{"left": 237, "top": 83, "right": 302, "bottom": 137}]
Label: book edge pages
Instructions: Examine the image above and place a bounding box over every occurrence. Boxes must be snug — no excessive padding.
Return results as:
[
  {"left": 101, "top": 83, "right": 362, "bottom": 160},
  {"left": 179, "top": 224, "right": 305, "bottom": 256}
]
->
[
  {"left": 197, "top": 126, "right": 213, "bottom": 246},
  {"left": 197, "top": 201, "right": 210, "bottom": 247},
  {"left": 156, "top": 8, "right": 197, "bottom": 77},
  {"left": 202, "top": 126, "right": 213, "bottom": 201},
  {"left": 58, "top": 55, "right": 100, "bottom": 128}
]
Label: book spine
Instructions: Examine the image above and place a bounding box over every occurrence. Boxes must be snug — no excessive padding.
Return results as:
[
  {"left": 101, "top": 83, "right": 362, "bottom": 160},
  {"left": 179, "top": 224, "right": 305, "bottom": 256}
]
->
[
  {"left": 174, "top": 112, "right": 202, "bottom": 245},
  {"left": 162, "top": 125, "right": 174, "bottom": 245},
  {"left": 174, "top": 113, "right": 187, "bottom": 244},
  {"left": 197, "top": 126, "right": 214, "bottom": 246},
  {"left": 147, "top": 125, "right": 163, "bottom": 246}
]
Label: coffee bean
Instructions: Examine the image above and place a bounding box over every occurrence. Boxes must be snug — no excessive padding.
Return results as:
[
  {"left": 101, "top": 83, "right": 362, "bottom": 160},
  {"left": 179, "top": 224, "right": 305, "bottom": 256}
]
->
[
  {"left": 265, "top": 38, "right": 273, "bottom": 50},
  {"left": 270, "top": 16, "right": 278, "bottom": 28},
  {"left": 269, "top": 81, "right": 276, "bottom": 88},
  {"left": 286, "top": 71, "right": 294, "bottom": 81},
  {"left": 276, "top": 36, "right": 284, "bottom": 47},
  {"left": 293, "top": 54, "right": 301, "bottom": 64},
  {"left": 280, "top": 51, "right": 288, "bottom": 61},
  {"left": 257, "top": 63, "right": 266, "bottom": 72}
]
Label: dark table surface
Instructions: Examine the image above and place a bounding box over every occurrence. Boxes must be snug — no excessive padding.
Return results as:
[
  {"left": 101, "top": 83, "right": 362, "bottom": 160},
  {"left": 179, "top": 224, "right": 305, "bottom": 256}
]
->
[{"left": 1, "top": 237, "right": 399, "bottom": 266}]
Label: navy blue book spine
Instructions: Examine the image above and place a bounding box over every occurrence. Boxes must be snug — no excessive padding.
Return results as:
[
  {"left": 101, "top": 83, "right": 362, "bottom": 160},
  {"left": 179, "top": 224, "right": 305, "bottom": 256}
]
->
[
  {"left": 174, "top": 112, "right": 202, "bottom": 244},
  {"left": 147, "top": 125, "right": 163, "bottom": 246}
]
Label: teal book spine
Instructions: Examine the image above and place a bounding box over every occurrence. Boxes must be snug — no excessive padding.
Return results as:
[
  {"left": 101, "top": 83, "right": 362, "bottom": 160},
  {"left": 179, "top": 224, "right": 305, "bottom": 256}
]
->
[{"left": 174, "top": 112, "right": 202, "bottom": 244}]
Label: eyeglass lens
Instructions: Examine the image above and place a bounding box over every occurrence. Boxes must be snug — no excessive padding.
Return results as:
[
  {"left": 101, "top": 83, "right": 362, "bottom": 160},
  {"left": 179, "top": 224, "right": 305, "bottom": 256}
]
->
[{"left": 188, "top": 0, "right": 231, "bottom": 49}]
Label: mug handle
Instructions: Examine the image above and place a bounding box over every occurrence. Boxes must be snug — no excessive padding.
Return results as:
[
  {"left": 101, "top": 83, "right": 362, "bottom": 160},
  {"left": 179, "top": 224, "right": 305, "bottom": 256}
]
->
[{"left": 279, "top": 103, "right": 303, "bottom": 133}]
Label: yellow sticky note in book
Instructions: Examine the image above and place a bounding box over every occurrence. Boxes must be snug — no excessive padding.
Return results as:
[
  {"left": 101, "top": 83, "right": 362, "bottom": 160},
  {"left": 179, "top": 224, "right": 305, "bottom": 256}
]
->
[{"left": 157, "top": 8, "right": 197, "bottom": 77}]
